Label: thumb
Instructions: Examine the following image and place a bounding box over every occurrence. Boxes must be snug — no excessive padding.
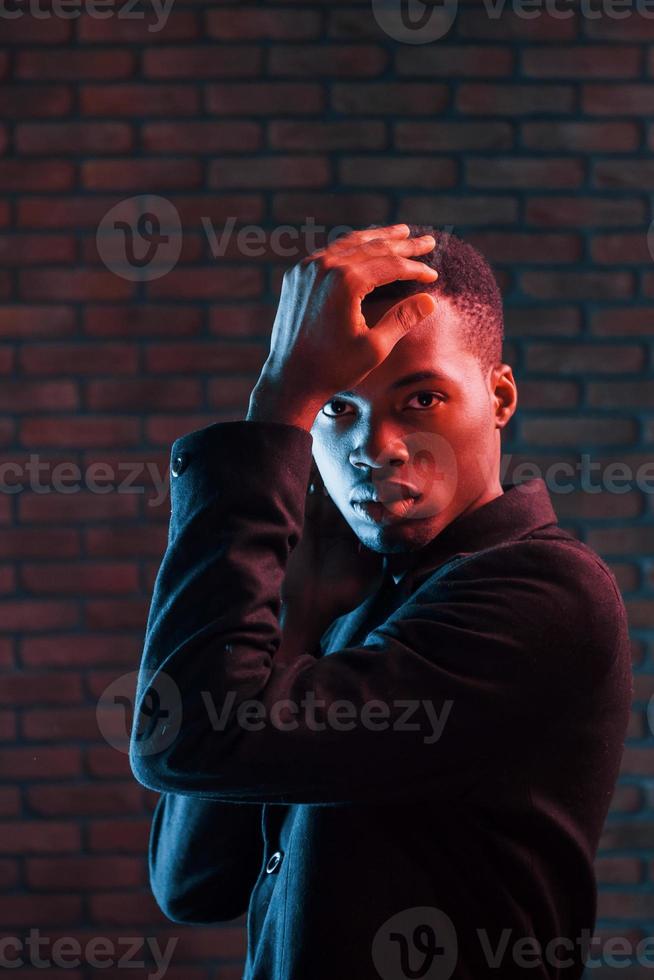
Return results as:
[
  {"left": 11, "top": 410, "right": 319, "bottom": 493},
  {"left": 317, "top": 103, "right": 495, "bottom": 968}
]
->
[{"left": 374, "top": 291, "right": 436, "bottom": 346}]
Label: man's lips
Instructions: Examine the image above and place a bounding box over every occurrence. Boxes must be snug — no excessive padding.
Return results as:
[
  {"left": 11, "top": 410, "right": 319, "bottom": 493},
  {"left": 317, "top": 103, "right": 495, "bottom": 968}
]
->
[
  {"left": 349, "top": 482, "right": 421, "bottom": 505},
  {"left": 350, "top": 484, "right": 423, "bottom": 524}
]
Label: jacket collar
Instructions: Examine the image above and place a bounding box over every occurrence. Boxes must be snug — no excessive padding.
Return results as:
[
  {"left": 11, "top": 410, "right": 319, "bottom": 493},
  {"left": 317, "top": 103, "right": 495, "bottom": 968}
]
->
[{"left": 383, "top": 477, "right": 559, "bottom": 595}]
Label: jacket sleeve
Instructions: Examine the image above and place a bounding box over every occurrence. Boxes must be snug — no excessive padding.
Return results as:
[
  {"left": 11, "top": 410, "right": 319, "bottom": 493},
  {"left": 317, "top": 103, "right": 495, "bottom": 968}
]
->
[
  {"left": 148, "top": 793, "right": 264, "bottom": 923},
  {"left": 130, "top": 419, "right": 628, "bottom": 806}
]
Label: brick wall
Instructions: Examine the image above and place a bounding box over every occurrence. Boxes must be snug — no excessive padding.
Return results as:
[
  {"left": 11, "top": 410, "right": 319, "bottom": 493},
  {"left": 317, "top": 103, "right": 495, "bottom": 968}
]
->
[{"left": 1, "top": 1, "right": 653, "bottom": 976}]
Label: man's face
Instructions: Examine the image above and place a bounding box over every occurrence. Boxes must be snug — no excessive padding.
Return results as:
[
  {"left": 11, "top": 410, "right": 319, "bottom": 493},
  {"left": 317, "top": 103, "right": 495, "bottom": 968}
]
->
[{"left": 310, "top": 294, "right": 516, "bottom": 554}]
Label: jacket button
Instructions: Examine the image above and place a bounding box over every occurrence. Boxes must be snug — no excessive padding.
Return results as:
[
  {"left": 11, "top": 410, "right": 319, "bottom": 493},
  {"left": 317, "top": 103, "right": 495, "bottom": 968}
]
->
[
  {"left": 171, "top": 452, "right": 187, "bottom": 477},
  {"left": 265, "top": 851, "right": 283, "bottom": 874}
]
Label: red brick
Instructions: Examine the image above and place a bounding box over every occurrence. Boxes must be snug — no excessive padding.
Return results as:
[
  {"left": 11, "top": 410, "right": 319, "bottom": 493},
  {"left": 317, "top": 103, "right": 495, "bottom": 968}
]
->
[
  {"left": 207, "top": 8, "right": 320, "bottom": 38},
  {"left": 171, "top": 193, "right": 263, "bottom": 227},
  {"left": 0, "top": 18, "right": 71, "bottom": 43},
  {"left": 521, "top": 417, "right": 637, "bottom": 447},
  {"left": 27, "top": 856, "right": 143, "bottom": 890},
  {"left": 0, "top": 528, "right": 80, "bottom": 559},
  {"left": 399, "top": 194, "right": 518, "bottom": 226},
  {"left": 84, "top": 304, "right": 201, "bottom": 337},
  {"left": 0, "top": 235, "right": 75, "bottom": 266},
  {"left": 395, "top": 121, "right": 513, "bottom": 151},
  {"left": 594, "top": 159, "right": 654, "bottom": 189},
  {"left": 20, "top": 269, "right": 135, "bottom": 302},
  {"left": 0, "top": 894, "right": 81, "bottom": 926},
  {"left": 20, "top": 342, "right": 137, "bottom": 374},
  {"left": 458, "top": 83, "right": 574, "bottom": 115},
  {"left": 0, "top": 600, "right": 78, "bottom": 631},
  {"left": 21, "top": 633, "right": 142, "bottom": 668},
  {"left": 20, "top": 417, "right": 140, "bottom": 448},
  {"left": 85, "top": 598, "right": 150, "bottom": 630},
  {"left": 271, "top": 120, "right": 385, "bottom": 151},
  {"left": 146, "top": 266, "right": 262, "bottom": 300},
  {"left": 87, "top": 745, "right": 133, "bottom": 778},
  {"left": 146, "top": 413, "right": 231, "bottom": 445},
  {"left": 18, "top": 195, "right": 133, "bottom": 229},
  {"left": 86, "top": 378, "right": 201, "bottom": 411},
  {"left": 523, "top": 45, "right": 641, "bottom": 77},
  {"left": 507, "top": 307, "right": 582, "bottom": 337},
  {"left": 395, "top": 45, "right": 513, "bottom": 77},
  {"left": 0, "top": 859, "right": 18, "bottom": 887},
  {"left": 512, "top": 380, "right": 579, "bottom": 410},
  {"left": 88, "top": 818, "right": 150, "bottom": 850},
  {"left": 143, "top": 120, "right": 260, "bottom": 153},
  {"left": 0, "top": 820, "right": 80, "bottom": 853},
  {"left": 82, "top": 158, "right": 202, "bottom": 190},
  {"left": 525, "top": 195, "right": 645, "bottom": 226},
  {"left": 209, "top": 302, "right": 277, "bottom": 337},
  {"left": 269, "top": 44, "right": 387, "bottom": 76},
  {"left": 584, "top": 84, "right": 654, "bottom": 115},
  {"left": 586, "top": 15, "right": 654, "bottom": 40},
  {"left": 596, "top": 857, "right": 643, "bottom": 885},
  {"left": 590, "top": 308, "right": 654, "bottom": 336},
  {"left": 272, "top": 192, "right": 389, "bottom": 227},
  {"left": 145, "top": 340, "right": 266, "bottom": 373},
  {"left": 81, "top": 84, "right": 199, "bottom": 116},
  {"left": 21, "top": 562, "right": 138, "bottom": 595},
  {"left": 144, "top": 44, "right": 262, "bottom": 78},
  {"left": 467, "top": 232, "right": 580, "bottom": 264},
  {"left": 554, "top": 489, "right": 643, "bottom": 521},
  {"left": 0, "top": 786, "right": 20, "bottom": 815},
  {"left": 209, "top": 155, "right": 330, "bottom": 188},
  {"left": 0, "top": 380, "right": 77, "bottom": 411},
  {"left": 0, "top": 745, "right": 81, "bottom": 780},
  {"left": 0, "top": 84, "right": 72, "bottom": 117},
  {"left": 521, "top": 270, "right": 634, "bottom": 300},
  {"left": 85, "top": 525, "right": 167, "bottom": 558},
  {"left": 458, "top": 7, "right": 576, "bottom": 40},
  {"left": 522, "top": 121, "right": 639, "bottom": 152},
  {"left": 592, "top": 232, "right": 652, "bottom": 264},
  {"left": 208, "top": 376, "right": 258, "bottom": 408},
  {"left": 0, "top": 160, "right": 73, "bottom": 191},
  {"left": 19, "top": 493, "right": 138, "bottom": 524},
  {"left": 78, "top": 10, "right": 198, "bottom": 42},
  {"left": 17, "top": 48, "right": 135, "bottom": 79},
  {"left": 207, "top": 82, "right": 324, "bottom": 114},
  {"left": 332, "top": 83, "right": 447, "bottom": 115},
  {"left": 23, "top": 706, "right": 103, "bottom": 740},
  {"left": 525, "top": 343, "right": 645, "bottom": 374},
  {"left": 16, "top": 122, "right": 133, "bottom": 155},
  {"left": 339, "top": 156, "right": 456, "bottom": 188},
  {"left": 90, "top": 890, "right": 160, "bottom": 925},
  {"left": 27, "top": 782, "right": 143, "bottom": 815},
  {"left": 587, "top": 380, "right": 654, "bottom": 409},
  {"left": 467, "top": 157, "right": 583, "bottom": 188}
]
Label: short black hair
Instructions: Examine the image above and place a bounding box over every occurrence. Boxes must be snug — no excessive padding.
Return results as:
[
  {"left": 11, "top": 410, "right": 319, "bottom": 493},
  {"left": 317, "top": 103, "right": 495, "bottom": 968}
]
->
[{"left": 364, "top": 223, "right": 504, "bottom": 377}]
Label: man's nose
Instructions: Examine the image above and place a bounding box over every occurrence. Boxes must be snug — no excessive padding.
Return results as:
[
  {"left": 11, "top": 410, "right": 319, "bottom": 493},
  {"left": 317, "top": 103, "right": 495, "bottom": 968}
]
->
[{"left": 348, "top": 423, "right": 409, "bottom": 471}]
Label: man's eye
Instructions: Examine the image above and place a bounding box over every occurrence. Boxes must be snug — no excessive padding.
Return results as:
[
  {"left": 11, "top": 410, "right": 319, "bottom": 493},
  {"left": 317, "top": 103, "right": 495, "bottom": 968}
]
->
[
  {"left": 321, "top": 398, "right": 354, "bottom": 418},
  {"left": 406, "top": 391, "right": 445, "bottom": 409}
]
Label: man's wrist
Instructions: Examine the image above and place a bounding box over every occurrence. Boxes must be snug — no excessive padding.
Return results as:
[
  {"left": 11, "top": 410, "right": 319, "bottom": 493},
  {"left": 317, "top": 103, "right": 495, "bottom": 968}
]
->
[{"left": 246, "top": 379, "right": 324, "bottom": 433}]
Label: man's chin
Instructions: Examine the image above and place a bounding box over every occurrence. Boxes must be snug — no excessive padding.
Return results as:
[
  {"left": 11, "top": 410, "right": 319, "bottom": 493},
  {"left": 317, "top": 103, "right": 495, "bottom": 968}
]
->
[{"left": 354, "top": 521, "right": 435, "bottom": 556}]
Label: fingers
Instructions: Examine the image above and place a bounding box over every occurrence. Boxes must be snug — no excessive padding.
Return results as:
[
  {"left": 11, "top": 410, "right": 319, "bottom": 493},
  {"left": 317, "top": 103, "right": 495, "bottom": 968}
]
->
[{"left": 317, "top": 223, "right": 411, "bottom": 257}]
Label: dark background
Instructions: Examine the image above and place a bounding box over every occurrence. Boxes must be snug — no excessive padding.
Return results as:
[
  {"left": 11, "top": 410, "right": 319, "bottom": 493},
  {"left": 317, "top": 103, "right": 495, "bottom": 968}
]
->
[{"left": 1, "top": 1, "right": 653, "bottom": 977}]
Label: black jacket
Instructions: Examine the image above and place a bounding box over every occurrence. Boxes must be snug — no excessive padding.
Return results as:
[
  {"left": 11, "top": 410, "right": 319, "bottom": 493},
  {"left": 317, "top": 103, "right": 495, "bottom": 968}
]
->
[{"left": 130, "top": 419, "right": 633, "bottom": 980}]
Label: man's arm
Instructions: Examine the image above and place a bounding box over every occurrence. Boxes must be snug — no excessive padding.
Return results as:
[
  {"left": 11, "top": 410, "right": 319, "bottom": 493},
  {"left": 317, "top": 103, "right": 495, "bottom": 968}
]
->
[
  {"left": 129, "top": 418, "right": 628, "bottom": 805},
  {"left": 148, "top": 793, "right": 264, "bottom": 923}
]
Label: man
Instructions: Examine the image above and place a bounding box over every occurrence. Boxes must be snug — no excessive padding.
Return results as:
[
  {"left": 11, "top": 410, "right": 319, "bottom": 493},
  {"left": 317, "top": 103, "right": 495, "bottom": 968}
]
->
[{"left": 130, "top": 223, "right": 633, "bottom": 979}]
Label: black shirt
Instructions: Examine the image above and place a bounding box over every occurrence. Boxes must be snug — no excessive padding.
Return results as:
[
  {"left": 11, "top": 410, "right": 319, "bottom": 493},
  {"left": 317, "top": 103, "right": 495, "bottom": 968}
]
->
[{"left": 131, "top": 419, "right": 633, "bottom": 980}]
